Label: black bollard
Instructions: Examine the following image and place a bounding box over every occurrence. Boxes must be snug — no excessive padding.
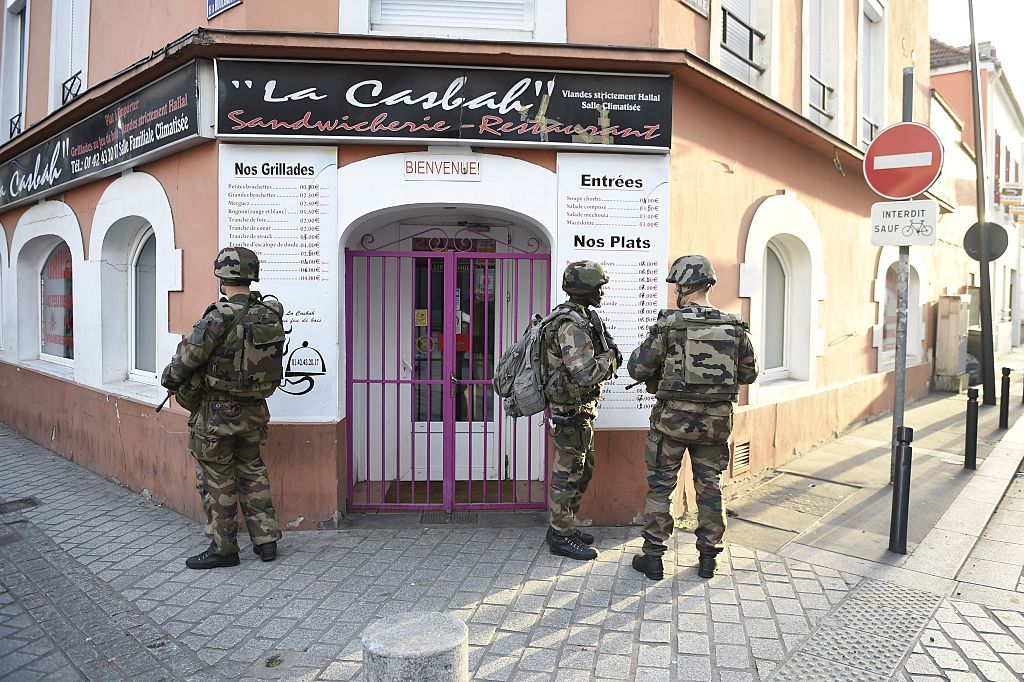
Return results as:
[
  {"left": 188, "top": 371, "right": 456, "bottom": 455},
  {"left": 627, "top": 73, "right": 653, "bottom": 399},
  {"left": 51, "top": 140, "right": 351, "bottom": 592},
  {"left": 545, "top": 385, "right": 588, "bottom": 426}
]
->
[
  {"left": 1000, "top": 368, "right": 1011, "bottom": 429},
  {"left": 965, "top": 388, "right": 979, "bottom": 470},
  {"left": 888, "top": 425, "right": 914, "bottom": 555}
]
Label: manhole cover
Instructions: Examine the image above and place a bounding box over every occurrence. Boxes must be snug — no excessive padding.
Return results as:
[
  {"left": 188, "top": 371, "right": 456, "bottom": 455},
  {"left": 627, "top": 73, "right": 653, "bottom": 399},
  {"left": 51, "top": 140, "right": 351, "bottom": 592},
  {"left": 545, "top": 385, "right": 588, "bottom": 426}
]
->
[
  {"left": 0, "top": 497, "right": 39, "bottom": 514},
  {"left": 420, "top": 512, "right": 479, "bottom": 525}
]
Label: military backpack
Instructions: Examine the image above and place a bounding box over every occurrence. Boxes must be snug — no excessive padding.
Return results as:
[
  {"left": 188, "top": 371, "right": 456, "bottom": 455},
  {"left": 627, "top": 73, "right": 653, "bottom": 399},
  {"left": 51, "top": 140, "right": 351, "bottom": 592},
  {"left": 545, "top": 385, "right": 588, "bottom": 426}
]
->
[{"left": 492, "top": 307, "right": 590, "bottom": 418}]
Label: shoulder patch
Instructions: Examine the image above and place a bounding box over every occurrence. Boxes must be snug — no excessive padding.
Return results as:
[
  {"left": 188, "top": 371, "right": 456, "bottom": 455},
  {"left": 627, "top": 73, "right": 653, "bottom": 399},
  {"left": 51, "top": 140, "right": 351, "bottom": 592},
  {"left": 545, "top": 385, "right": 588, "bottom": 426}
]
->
[{"left": 186, "top": 317, "right": 211, "bottom": 345}]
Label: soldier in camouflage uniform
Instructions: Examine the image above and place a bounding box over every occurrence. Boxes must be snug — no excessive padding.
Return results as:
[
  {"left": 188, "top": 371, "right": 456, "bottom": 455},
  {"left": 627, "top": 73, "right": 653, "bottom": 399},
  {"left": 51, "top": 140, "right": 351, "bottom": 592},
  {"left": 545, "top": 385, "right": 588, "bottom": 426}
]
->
[
  {"left": 628, "top": 255, "right": 758, "bottom": 580},
  {"left": 542, "top": 260, "right": 621, "bottom": 561},
  {"left": 161, "top": 247, "right": 285, "bottom": 570}
]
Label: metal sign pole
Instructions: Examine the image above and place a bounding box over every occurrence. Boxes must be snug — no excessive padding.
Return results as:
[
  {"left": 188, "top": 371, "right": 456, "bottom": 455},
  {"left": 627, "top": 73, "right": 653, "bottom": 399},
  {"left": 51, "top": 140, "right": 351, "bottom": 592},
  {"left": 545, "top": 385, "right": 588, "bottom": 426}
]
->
[
  {"left": 890, "top": 66, "right": 914, "bottom": 485},
  {"left": 968, "top": 0, "right": 996, "bottom": 405}
]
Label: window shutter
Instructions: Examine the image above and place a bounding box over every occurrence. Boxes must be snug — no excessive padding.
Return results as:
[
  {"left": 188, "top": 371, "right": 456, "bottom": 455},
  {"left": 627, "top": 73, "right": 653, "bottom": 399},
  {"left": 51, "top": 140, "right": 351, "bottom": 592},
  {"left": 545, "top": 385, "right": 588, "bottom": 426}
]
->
[
  {"left": 69, "top": 0, "right": 89, "bottom": 86},
  {"left": 809, "top": 0, "right": 823, "bottom": 79},
  {"left": 373, "top": 0, "right": 533, "bottom": 31},
  {"left": 721, "top": 0, "right": 754, "bottom": 84}
]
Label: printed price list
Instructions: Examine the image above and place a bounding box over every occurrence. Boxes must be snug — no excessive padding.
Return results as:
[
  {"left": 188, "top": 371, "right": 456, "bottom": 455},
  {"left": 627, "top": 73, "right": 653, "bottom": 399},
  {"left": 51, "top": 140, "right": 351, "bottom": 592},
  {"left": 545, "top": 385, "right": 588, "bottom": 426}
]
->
[{"left": 223, "top": 179, "right": 331, "bottom": 283}]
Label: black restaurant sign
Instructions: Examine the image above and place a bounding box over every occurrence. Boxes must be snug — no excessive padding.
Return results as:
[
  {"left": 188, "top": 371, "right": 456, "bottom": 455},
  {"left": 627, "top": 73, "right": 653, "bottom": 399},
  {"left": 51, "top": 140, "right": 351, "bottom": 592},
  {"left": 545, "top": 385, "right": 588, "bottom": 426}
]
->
[
  {"left": 216, "top": 59, "right": 672, "bottom": 152},
  {"left": 0, "top": 61, "right": 210, "bottom": 210}
]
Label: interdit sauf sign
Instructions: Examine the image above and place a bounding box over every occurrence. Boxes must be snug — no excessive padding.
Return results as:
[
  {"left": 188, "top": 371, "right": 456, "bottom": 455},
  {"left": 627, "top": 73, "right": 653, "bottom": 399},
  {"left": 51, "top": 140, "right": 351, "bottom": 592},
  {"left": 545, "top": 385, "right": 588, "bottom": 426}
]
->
[{"left": 215, "top": 59, "right": 673, "bottom": 152}]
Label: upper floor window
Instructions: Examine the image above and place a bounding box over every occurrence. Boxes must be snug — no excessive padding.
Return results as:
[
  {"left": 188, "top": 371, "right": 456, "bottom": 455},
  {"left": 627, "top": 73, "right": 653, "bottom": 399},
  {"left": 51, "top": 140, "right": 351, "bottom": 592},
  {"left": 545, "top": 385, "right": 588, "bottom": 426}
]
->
[
  {"left": 40, "top": 242, "right": 73, "bottom": 362},
  {"left": 808, "top": 0, "right": 839, "bottom": 131},
  {"left": 343, "top": 0, "right": 565, "bottom": 42},
  {"left": 48, "top": 0, "right": 89, "bottom": 111},
  {"left": 859, "top": 0, "right": 885, "bottom": 148},
  {"left": 2, "top": 0, "right": 28, "bottom": 140},
  {"left": 130, "top": 229, "right": 157, "bottom": 380},
  {"left": 720, "top": 0, "right": 766, "bottom": 87}
]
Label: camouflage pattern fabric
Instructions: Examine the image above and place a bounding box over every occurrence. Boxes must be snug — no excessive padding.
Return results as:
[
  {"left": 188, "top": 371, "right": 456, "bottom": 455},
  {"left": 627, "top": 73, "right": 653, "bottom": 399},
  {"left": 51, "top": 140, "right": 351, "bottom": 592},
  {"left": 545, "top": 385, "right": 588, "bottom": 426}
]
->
[
  {"left": 191, "top": 427, "right": 281, "bottom": 555},
  {"left": 542, "top": 303, "right": 619, "bottom": 409},
  {"left": 640, "top": 431, "right": 729, "bottom": 557},
  {"left": 161, "top": 292, "right": 283, "bottom": 557},
  {"left": 665, "top": 254, "right": 717, "bottom": 286},
  {"left": 561, "top": 260, "right": 609, "bottom": 295},
  {"left": 214, "top": 246, "right": 261, "bottom": 284},
  {"left": 544, "top": 297, "right": 617, "bottom": 535},
  {"left": 161, "top": 293, "right": 285, "bottom": 400},
  {"left": 628, "top": 301, "right": 758, "bottom": 557},
  {"left": 548, "top": 410, "right": 596, "bottom": 536},
  {"left": 628, "top": 304, "right": 758, "bottom": 402}
]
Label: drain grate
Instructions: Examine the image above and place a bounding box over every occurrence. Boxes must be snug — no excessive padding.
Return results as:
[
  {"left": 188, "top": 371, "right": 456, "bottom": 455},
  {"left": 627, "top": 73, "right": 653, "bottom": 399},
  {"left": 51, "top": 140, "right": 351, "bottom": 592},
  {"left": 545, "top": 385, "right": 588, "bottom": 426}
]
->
[
  {"left": 420, "top": 512, "right": 480, "bottom": 525},
  {"left": 0, "top": 497, "right": 39, "bottom": 514}
]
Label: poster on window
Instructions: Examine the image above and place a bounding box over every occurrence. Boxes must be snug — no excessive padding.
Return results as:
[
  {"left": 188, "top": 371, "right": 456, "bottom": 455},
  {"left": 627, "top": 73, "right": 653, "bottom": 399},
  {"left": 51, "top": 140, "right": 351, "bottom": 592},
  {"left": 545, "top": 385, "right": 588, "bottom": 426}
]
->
[
  {"left": 218, "top": 145, "right": 338, "bottom": 421},
  {"left": 41, "top": 243, "right": 74, "bottom": 359},
  {"left": 556, "top": 153, "right": 670, "bottom": 430}
]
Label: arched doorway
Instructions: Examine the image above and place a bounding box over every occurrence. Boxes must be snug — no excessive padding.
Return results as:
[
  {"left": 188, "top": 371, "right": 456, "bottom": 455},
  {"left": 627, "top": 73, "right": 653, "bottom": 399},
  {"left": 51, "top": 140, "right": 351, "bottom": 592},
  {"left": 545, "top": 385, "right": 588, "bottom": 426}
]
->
[{"left": 344, "top": 208, "right": 551, "bottom": 512}]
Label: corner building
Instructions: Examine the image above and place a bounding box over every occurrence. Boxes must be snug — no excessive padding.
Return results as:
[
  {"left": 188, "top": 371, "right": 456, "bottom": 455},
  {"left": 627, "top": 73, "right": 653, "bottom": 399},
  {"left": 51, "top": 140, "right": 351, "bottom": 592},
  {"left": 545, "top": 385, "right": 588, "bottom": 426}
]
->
[{"left": 0, "top": 0, "right": 965, "bottom": 528}]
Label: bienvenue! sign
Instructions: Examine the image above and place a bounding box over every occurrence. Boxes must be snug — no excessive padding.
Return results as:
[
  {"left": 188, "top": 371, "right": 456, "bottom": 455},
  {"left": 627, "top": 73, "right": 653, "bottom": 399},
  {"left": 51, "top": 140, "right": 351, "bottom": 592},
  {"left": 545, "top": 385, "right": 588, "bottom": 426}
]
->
[{"left": 216, "top": 59, "right": 672, "bottom": 152}]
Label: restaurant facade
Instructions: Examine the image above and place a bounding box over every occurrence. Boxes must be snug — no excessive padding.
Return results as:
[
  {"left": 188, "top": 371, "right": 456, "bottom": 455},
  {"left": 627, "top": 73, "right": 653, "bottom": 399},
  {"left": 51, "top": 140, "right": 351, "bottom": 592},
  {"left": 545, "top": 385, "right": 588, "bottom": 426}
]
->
[{"left": 0, "top": 0, "right": 958, "bottom": 528}]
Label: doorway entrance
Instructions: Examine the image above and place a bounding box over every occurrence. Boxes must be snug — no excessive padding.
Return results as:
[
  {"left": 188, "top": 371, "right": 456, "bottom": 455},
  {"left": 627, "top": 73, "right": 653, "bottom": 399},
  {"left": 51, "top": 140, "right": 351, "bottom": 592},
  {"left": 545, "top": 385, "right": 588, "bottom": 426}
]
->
[{"left": 346, "top": 225, "right": 550, "bottom": 512}]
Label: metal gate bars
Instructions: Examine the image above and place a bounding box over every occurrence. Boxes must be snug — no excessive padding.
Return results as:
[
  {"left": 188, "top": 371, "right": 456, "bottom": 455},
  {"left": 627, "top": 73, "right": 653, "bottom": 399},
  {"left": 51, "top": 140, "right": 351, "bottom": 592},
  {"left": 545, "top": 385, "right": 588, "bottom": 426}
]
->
[{"left": 346, "top": 247, "right": 550, "bottom": 512}]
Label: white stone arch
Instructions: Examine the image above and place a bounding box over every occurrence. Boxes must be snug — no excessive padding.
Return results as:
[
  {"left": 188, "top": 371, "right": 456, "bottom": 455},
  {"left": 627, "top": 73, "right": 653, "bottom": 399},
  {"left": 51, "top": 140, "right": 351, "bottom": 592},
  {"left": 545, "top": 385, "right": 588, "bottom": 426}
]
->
[
  {"left": 82, "top": 172, "right": 181, "bottom": 392},
  {"left": 738, "top": 191, "right": 827, "bottom": 404},
  {"left": 9, "top": 201, "right": 85, "bottom": 376},
  {"left": 872, "top": 246, "right": 929, "bottom": 371},
  {"left": 0, "top": 218, "right": 9, "bottom": 356},
  {"left": 336, "top": 150, "right": 558, "bottom": 418}
]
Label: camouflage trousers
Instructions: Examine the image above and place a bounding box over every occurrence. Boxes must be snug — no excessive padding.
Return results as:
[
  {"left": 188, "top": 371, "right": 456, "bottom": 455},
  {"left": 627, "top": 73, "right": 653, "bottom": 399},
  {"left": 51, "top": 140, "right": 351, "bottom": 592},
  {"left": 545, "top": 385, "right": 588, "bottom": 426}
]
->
[
  {"left": 547, "top": 411, "right": 595, "bottom": 536},
  {"left": 641, "top": 429, "right": 730, "bottom": 558},
  {"left": 189, "top": 399, "right": 281, "bottom": 556}
]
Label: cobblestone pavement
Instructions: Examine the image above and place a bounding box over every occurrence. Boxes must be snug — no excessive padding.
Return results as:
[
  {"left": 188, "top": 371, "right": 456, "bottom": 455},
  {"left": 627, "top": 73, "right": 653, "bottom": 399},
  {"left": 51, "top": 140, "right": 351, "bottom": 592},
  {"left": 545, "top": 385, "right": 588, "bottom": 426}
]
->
[
  {"left": 894, "top": 472, "right": 1024, "bottom": 682},
  {"left": 1, "top": 423, "right": 1022, "bottom": 681}
]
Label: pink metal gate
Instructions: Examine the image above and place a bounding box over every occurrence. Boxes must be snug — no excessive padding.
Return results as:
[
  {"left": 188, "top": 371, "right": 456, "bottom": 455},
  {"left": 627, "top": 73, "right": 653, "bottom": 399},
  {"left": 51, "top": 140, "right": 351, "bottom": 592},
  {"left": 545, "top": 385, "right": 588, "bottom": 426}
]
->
[{"left": 346, "top": 242, "right": 550, "bottom": 512}]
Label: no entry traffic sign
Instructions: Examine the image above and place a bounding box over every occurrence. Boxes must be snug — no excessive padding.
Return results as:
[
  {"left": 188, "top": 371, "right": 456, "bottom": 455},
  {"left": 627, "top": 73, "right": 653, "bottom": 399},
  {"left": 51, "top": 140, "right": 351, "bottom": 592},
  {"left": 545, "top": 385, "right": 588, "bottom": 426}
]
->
[{"left": 864, "top": 122, "right": 944, "bottom": 200}]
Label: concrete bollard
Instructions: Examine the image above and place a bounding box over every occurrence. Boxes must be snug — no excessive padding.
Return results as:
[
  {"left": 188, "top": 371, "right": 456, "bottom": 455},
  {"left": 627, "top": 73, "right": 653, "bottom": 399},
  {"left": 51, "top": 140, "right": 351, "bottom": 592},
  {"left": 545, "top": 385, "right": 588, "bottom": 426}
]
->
[{"left": 361, "top": 611, "right": 469, "bottom": 682}]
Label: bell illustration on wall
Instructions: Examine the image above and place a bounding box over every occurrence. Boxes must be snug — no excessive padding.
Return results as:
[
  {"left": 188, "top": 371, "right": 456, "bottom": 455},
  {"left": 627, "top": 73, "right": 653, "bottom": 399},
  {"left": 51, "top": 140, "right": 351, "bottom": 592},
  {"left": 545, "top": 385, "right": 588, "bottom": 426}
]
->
[{"left": 279, "top": 341, "right": 326, "bottom": 395}]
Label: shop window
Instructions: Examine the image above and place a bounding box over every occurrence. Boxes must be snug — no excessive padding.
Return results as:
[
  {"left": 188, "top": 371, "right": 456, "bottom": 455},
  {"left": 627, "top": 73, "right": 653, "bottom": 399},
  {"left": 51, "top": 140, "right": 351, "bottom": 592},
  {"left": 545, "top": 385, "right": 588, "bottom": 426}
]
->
[
  {"left": 40, "top": 242, "right": 74, "bottom": 363},
  {"left": 342, "top": 0, "right": 565, "bottom": 42},
  {"left": 129, "top": 230, "right": 157, "bottom": 380},
  {"left": 49, "top": 0, "right": 89, "bottom": 111},
  {"left": 859, "top": 0, "right": 885, "bottom": 148},
  {"left": 2, "top": 0, "right": 28, "bottom": 140},
  {"left": 807, "top": 0, "right": 840, "bottom": 132}
]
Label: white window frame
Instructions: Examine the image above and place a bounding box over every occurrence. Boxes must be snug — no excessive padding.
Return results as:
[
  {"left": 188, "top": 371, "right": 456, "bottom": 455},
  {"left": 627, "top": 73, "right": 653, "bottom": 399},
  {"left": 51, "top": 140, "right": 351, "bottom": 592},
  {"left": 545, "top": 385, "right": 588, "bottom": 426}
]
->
[
  {"left": 127, "top": 227, "right": 157, "bottom": 384},
  {"left": 340, "top": 0, "right": 567, "bottom": 43},
  {"left": 1, "top": 0, "right": 30, "bottom": 141},
  {"left": 858, "top": 0, "right": 886, "bottom": 149},
  {"left": 739, "top": 192, "right": 827, "bottom": 405},
  {"left": 47, "top": 0, "right": 89, "bottom": 112},
  {"left": 762, "top": 240, "right": 792, "bottom": 381},
  {"left": 38, "top": 242, "right": 74, "bottom": 367}
]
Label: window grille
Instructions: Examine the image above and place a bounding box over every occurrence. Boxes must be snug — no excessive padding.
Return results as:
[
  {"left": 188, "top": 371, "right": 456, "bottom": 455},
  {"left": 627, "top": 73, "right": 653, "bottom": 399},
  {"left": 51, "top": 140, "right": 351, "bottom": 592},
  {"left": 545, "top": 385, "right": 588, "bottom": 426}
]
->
[{"left": 721, "top": 5, "right": 766, "bottom": 75}]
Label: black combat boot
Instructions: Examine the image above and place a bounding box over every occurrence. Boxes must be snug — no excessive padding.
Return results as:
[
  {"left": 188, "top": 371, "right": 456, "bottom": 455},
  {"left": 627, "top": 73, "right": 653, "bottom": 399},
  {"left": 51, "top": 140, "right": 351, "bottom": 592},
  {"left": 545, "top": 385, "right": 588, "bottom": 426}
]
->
[
  {"left": 631, "top": 554, "right": 664, "bottom": 581},
  {"left": 573, "top": 528, "right": 595, "bottom": 545},
  {"left": 253, "top": 541, "right": 277, "bottom": 562},
  {"left": 185, "top": 542, "right": 240, "bottom": 570},
  {"left": 546, "top": 528, "right": 597, "bottom": 560},
  {"left": 698, "top": 553, "right": 717, "bottom": 579}
]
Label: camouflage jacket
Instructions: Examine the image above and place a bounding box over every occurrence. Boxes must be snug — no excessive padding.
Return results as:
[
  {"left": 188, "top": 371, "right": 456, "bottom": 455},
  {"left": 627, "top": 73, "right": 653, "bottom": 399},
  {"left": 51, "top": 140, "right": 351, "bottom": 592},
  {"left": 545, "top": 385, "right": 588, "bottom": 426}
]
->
[
  {"left": 161, "top": 291, "right": 284, "bottom": 400},
  {"left": 541, "top": 301, "right": 619, "bottom": 413},
  {"left": 627, "top": 303, "right": 758, "bottom": 406}
]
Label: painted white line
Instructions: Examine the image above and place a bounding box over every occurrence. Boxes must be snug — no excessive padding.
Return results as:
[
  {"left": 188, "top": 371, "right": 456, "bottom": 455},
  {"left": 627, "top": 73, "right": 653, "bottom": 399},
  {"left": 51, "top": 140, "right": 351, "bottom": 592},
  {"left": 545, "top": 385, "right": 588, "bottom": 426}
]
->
[{"left": 874, "top": 152, "right": 933, "bottom": 170}]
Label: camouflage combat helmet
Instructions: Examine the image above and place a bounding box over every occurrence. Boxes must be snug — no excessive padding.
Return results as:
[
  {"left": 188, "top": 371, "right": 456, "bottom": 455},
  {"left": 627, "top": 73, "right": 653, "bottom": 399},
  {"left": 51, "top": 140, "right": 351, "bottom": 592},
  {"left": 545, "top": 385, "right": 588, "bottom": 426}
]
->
[
  {"left": 214, "top": 246, "right": 260, "bottom": 284},
  {"left": 666, "top": 254, "right": 716, "bottom": 287},
  {"left": 562, "top": 260, "right": 609, "bottom": 295}
]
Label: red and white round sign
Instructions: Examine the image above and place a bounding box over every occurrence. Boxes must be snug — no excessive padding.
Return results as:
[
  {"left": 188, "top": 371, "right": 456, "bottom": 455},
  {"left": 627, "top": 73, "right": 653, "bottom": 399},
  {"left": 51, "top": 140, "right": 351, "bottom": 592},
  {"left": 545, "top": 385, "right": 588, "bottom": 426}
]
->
[{"left": 863, "top": 122, "right": 944, "bottom": 200}]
